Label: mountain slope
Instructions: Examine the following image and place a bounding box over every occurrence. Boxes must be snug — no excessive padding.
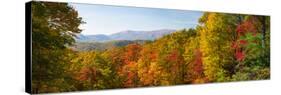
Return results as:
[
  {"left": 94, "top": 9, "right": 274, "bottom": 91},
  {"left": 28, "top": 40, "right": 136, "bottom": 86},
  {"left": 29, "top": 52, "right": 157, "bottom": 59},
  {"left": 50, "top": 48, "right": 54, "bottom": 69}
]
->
[
  {"left": 72, "top": 40, "right": 149, "bottom": 51},
  {"left": 76, "top": 29, "right": 176, "bottom": 42}
]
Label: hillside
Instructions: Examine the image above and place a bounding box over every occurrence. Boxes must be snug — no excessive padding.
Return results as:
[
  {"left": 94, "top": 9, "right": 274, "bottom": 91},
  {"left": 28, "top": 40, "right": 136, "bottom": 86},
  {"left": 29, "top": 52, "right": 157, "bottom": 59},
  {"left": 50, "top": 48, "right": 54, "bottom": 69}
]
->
[
  {"left": 72, "top": 40, "right": 150, "bottom": 51},
  {"left": 76, "top": 29, "right": 176, "bottom": 42}
]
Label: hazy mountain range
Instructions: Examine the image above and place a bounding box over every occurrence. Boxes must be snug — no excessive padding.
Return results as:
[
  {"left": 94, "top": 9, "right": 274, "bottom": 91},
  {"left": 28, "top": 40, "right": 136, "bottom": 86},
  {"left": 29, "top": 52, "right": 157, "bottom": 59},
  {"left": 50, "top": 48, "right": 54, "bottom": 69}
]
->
[
  {"left": 76, "top": 29, "right": 176, "bottom": 42},
  {"left": 72, "top": 40, "right": 149, "bottom": 51}
]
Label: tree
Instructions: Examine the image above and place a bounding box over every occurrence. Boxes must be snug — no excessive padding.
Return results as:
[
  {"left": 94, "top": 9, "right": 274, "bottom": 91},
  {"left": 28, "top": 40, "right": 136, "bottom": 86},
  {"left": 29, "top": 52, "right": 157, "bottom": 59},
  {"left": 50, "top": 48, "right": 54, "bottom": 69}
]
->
[
  {"left": 70, "top": 51, "right": 117, "bottom": 90},
  {"left": 137, "top": 43, "right": 160, "bottom": 86},
  {"left": 121, "top": 44, "right": 142, "bottom": 87},
  {"left": 181, "top": 28, "right": 205, "bottom": 83},
  {"left": 31, "top": 2, "right": 84, "bottom": 93},
  {"left": 198, "top": 13, "right": 239, "bottom": 82},
  {"left": 231, "top": 15, "right": 270, "bottom": 81}
]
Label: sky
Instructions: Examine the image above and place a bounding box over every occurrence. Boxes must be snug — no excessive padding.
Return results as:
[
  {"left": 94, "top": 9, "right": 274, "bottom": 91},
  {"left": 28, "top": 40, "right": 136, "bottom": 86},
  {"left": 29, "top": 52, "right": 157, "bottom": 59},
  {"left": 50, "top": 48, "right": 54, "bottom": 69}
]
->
[{"left": 70, "top": 3, "right": 203, "bottom": 35}]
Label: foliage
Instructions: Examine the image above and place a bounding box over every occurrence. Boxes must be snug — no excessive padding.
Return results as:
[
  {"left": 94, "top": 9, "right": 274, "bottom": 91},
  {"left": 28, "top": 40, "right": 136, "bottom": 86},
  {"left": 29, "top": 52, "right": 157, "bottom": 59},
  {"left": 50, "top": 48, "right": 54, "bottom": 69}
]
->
[
  {"left": 31, "top": 1, "right": 83, "bottom": 93},
  {"left": 31, "top": 2, "right": 270, "bottom": 93},
  {"left": 198, "top": 13, "right": 239, "bottom": 82}
]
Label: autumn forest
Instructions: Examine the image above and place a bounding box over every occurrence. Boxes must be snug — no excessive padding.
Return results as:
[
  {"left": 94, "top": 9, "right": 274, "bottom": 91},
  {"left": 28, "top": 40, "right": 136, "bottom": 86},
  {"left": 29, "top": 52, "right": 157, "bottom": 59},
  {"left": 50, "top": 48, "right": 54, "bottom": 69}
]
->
[{"left": 31, "top": 2, "right": 270, "bottom": 93}]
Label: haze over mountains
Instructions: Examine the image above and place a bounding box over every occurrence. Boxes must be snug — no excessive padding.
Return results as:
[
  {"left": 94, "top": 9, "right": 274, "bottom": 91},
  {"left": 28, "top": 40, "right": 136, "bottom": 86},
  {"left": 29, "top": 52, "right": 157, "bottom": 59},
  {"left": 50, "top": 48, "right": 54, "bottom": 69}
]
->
[{"left": 76, "top": 29, "right": 176, "bottom": 42}]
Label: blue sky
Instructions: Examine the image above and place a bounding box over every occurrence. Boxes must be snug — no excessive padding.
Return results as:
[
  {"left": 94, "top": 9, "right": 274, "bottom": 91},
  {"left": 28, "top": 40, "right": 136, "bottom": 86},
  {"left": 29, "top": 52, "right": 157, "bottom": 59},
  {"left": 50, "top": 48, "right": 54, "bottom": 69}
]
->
[{"left": 70, "top": 3, "right": 203, "bottom": 35}]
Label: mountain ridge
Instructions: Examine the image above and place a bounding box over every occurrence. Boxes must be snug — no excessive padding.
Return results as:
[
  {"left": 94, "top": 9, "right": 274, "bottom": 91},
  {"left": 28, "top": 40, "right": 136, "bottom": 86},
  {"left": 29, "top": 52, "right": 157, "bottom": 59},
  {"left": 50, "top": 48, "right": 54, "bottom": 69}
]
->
[{"left": 76, "top": 29, "right": 177, "bottom": 42}]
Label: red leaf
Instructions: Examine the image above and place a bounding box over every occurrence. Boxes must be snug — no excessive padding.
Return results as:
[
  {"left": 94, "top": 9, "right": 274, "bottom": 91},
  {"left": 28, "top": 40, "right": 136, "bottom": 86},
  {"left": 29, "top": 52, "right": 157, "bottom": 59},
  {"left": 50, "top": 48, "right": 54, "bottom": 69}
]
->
[
  {"left": 235, "top": 50, "right": 245, "bottom": 62},
  {"left": 239, "top": 40, "right": 248, "bottom": 45},
  {"left": 231, "top": 42, "right": 238, "bottom": 49}
]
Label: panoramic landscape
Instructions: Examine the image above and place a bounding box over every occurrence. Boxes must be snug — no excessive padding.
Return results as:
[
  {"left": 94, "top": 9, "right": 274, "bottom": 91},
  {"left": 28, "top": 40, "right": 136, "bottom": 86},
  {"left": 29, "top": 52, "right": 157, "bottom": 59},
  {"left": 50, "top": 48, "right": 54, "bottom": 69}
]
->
[{"left": 31, "top": 1, "right": 270, "bottom": 93}]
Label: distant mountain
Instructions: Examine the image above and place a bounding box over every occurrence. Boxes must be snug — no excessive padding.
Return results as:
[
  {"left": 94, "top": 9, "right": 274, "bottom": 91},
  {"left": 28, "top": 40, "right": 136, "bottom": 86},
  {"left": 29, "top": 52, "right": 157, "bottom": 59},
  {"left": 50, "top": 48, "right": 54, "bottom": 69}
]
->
[
  {"left": 110, "top": 29, "right": 176, "bottom": 41},
  {"left": 76, "top": 29, "right": 176, "bottom": 42},
  {"left": 72, "top": 40, "right": 150, "bottom": 51},
  {"left": 76, "top": 34, "right": 111, "bottom": 42}
]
